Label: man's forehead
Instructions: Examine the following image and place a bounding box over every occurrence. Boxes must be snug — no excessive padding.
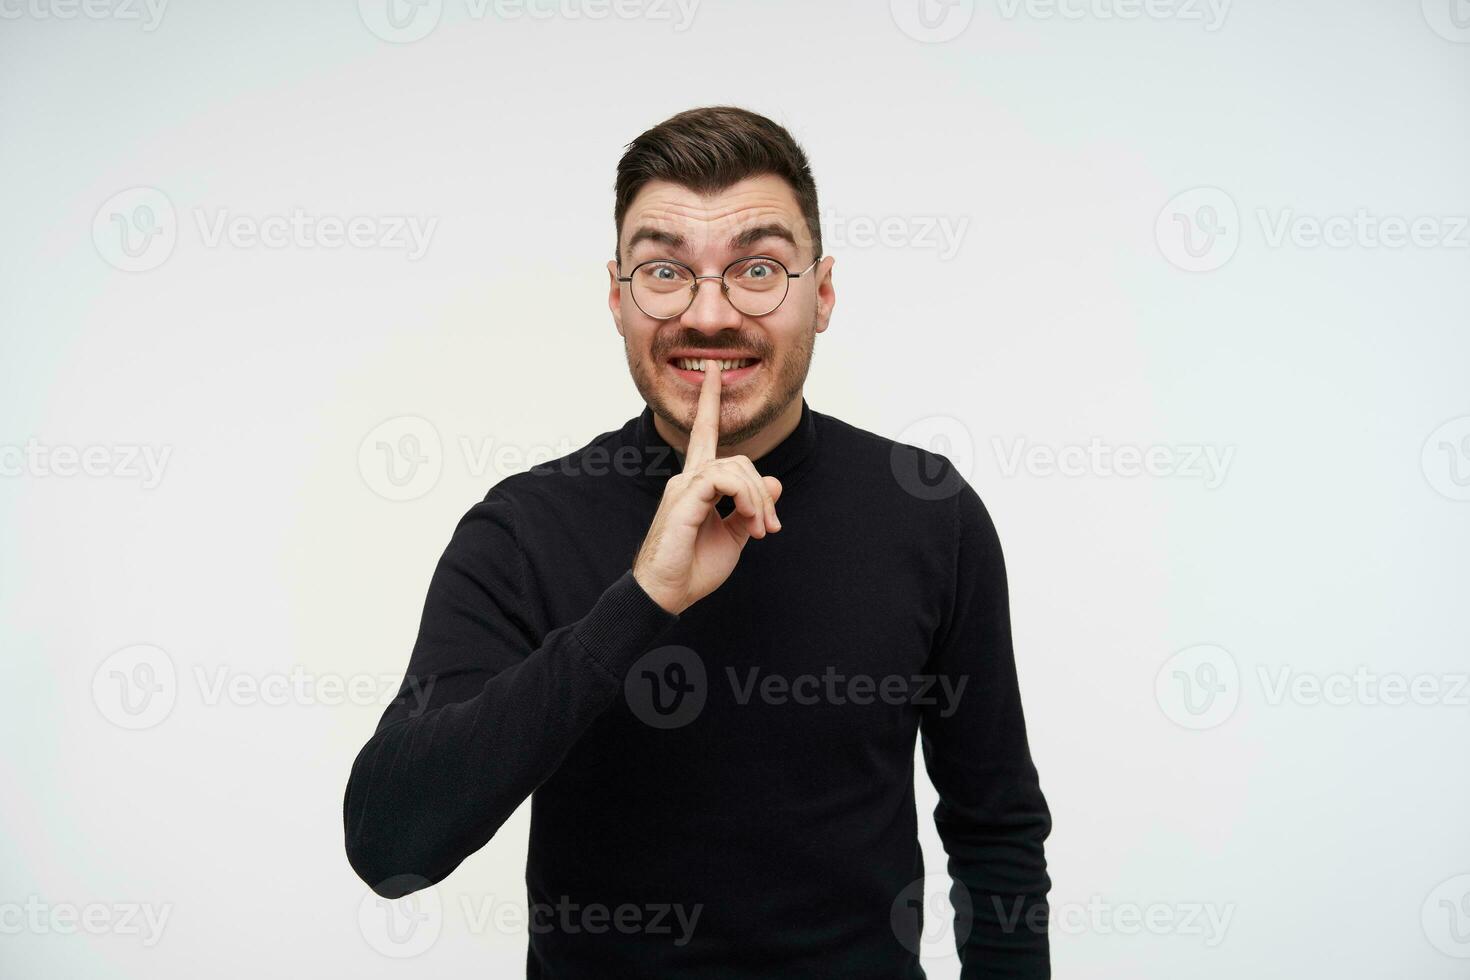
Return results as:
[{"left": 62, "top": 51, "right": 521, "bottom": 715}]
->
[{"left": 621, "top": 177, "right": 811, "bottom": 255}]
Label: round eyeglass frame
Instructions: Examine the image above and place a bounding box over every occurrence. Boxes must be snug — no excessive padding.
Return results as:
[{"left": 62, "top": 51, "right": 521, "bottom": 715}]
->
[{"left": 616, "top": 254, "right": 821, "bottom": 320}]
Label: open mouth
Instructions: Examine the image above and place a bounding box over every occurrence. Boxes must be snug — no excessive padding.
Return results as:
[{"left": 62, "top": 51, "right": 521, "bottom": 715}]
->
[{"left": 665, "top": 355, "right": 762, "bottom": 386}]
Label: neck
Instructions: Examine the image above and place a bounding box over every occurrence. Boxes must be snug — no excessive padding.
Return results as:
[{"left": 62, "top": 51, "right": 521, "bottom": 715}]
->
[{"left": 655, "top": 394, "right": 803, "bottom": 464}]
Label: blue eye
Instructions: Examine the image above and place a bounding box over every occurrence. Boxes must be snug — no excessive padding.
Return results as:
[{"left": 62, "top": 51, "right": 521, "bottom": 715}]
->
[
  {"left": 728, "top": 258, "right": 784, "bottom": 288},
  {"left": 640, "top": 262, "right": 689, "bottom": 280}
]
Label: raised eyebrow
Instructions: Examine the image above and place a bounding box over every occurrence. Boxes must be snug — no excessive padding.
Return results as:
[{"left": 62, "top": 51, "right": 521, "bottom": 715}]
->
[
  {"left": 625, "top": 223, "right": 797, "bottom": 258},
  {"left": 729, "top": 223, "right": 796, "bottom": 252},
  {"left": 625, "top": 226, "right": 686, "bottom": 254}
]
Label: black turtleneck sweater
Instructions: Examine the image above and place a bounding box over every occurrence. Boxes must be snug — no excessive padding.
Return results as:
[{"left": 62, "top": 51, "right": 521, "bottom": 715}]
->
[{"left": 343, "top": 399, "right": 1052, "bottom": 978}]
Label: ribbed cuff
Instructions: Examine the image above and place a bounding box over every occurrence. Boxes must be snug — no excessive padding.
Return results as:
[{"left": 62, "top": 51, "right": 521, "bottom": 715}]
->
[{"left": 571, "top": 570, "right": 679, "bottom": 679}]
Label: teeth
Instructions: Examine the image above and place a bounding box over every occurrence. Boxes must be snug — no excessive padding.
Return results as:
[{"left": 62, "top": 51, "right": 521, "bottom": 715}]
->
[{"left": 674, "top": 357, "right": 754, "bottom": 371}]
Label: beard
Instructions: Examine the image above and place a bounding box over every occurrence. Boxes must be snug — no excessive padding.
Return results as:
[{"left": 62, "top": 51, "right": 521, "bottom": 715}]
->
[{"left": 624, "top": 318, "right": 816, "bottom": 448}]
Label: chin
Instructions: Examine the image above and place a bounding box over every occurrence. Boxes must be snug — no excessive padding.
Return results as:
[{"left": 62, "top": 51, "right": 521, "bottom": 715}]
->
[{"left": 675, "top": 385, "right": 761, "bottom": 426}]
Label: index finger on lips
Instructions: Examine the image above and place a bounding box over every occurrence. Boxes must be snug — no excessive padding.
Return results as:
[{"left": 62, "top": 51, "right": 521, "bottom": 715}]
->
[{"left": 684, "top": 359, "right": 722, "bottom": 470}]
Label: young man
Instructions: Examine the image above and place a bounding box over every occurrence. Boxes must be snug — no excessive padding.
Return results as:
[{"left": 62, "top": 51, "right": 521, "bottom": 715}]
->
[{"left": 344, "top": 106, "right": 1052, "bottom": 978}]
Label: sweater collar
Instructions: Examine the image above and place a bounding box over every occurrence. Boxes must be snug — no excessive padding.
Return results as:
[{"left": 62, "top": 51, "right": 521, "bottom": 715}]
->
[{"left": 623, "top": 397, "right": 818, "bottom": 488}]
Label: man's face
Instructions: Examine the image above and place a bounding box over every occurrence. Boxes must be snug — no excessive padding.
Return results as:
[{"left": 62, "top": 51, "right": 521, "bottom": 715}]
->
[{"left": 608, "top": 174, "right": 834, "bottom": 447}]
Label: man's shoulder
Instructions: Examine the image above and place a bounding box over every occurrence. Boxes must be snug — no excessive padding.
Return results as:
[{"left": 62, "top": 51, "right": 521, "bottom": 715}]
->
[{"left": 811, "top": 408, "right": 979, "bottom": 511}]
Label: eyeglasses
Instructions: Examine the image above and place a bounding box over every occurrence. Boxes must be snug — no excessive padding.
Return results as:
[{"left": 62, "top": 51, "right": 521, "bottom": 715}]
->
[{"left": 617, "top": 254, "right": 821, "bottom": 320}]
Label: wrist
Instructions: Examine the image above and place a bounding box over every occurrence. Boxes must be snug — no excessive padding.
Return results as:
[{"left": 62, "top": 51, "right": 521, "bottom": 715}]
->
[{"left": 631, "top": 566, "right": 684, "bottom": 616}]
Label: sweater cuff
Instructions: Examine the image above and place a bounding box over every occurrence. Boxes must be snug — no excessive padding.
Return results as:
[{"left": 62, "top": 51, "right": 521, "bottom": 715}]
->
[{"left": 571, "top": 570, "right": 679, "bottom": 679}]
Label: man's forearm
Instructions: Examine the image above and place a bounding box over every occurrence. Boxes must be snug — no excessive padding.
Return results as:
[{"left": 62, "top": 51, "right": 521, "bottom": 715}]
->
[{"left": 344, "top": 565, "right": 675, "bottom": 897}]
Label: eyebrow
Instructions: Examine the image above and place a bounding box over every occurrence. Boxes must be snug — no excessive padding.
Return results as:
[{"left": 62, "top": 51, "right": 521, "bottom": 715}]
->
[{"left": 625, "top": 222, "right": 798, "bottom": 258}]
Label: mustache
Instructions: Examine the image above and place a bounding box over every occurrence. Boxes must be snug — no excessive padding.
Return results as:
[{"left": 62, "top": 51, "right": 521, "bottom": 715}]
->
[{"left": 652, "top": 331, "right": 771, "bottom": 359}]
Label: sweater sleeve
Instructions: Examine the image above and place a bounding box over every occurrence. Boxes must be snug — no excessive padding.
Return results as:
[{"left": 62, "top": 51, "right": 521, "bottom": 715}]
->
[
  {"left": 342, "top": 490, "right": 677, "bottom": 898},
  {"left": 919, "top": 481, "right": 1052, "bottom": 978}
]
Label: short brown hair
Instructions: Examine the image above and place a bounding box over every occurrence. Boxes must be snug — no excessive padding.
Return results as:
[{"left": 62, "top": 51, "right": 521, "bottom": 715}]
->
[{"left": 613, "top": 105, "right": 822, "bottom": 266}]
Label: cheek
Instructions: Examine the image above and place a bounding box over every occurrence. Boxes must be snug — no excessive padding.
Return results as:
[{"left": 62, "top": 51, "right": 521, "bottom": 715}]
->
[
  {"left": 758, "top": 321, "right": 805, "bottom": 360},
  {"left": 624, "top": 325, "right": 658, "bottom": 357}
]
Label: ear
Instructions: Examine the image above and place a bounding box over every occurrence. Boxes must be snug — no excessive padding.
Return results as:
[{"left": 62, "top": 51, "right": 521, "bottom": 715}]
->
[
  {"left": 607, "top": 259, "right": 625, "bottom": 338},
  {"left": 813, "top": 256, "right": 835, "bottom": 335}
]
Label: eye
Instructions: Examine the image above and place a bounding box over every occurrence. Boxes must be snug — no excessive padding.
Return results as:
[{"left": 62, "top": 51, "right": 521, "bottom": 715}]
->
[
  {"left": 637, "top": 262, "right": 691, "bottom": 287},
  {"left": 743, "top": 261, "right": 774, "bottom": 279}
]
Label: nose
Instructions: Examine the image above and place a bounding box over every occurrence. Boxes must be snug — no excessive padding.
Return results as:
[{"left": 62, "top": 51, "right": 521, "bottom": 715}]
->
[{"left": 678, "top": 275, "right": 744, "bottom": 334}]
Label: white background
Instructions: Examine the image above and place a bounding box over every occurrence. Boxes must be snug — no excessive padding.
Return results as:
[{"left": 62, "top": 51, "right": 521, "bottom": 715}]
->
[{"left": 2, "top": 1, "right": 1468, "bottom": 976}]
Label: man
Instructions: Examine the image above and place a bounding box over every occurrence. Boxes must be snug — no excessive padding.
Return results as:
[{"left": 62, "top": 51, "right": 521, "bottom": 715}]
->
[{"left": 344, "top": 105, "right": 1052, "bottom": 978}]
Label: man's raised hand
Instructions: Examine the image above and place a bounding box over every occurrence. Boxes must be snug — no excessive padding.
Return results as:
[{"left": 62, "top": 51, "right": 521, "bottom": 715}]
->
[{"left": 631, "top": 360, "right": 782, "bottom": 615}]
